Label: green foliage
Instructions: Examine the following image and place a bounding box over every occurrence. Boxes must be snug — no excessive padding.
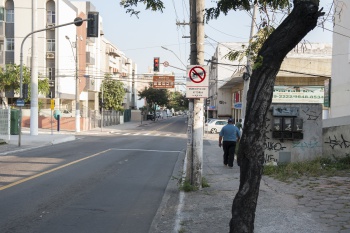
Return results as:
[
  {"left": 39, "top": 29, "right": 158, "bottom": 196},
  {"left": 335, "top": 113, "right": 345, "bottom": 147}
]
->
[
  {"left": 263, "top": 155, "right": 350, "bottom": 182},
  {"left": 205, "top": 0, "right": 290, "bottom": 22},
  {"left": 223, "top": 25, "right": 274, "bottom": 69},
  {"left": 0, "top": 64, "right": 30, "bottom": 93},
  {"left": 252, "top": 55, "right": 264, "bottom": 70},
  {"left": 0, "top": 64, "right": 50, "bottom": 102},
  {"left": 202, "top": 177, "right": 210, "bottom": 188},
  {"left": 168, "top": 91, "right": 188, "bottom": 111},
  {"left": 120, "top": 0, "right": 165, "bottom": 17},
  {"left": 138, "top": 86, "right": 169, "bottom": 112},
  {"left": 180, "top": 180, "right": 199, "bottom": 192},
  {"left": 100, "top": 76, "right": 126, "bottom": 111},
  {"left": 172, "top": 175, "right": 210, "bottom": 191}
]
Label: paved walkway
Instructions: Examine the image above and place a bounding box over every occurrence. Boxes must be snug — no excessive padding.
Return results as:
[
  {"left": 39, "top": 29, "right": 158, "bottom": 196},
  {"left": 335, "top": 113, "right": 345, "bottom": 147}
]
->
[
  {"left": 1, "top": 121, "right": 350, "bottom": 233},
  {"left": 167, "top": 133, "right": 350, "bottom": 233}
]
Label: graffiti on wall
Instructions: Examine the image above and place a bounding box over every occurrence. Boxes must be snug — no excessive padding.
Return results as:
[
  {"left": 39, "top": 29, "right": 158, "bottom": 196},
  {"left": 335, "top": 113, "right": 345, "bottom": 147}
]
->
[
  {"left": 264, "top": 141, "right": 286, "bottom": 152},
  {"left": 324, "top": 134, "right": 350, "bottom": 150},
  {"left": 264, "top": 154, "right": 278, "bottom": 163},
  {"left": 302, "top": 107, "right": 321, "bottom": 125},
  {"left": 292, "top": 140, "right": 322, "bottom": 151}
]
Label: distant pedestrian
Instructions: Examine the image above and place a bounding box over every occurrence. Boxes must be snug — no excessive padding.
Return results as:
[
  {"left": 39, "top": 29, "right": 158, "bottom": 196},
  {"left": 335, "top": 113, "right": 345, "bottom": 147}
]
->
[
  {"left": 219, "top": 118, "right": 241, "bottom": 168},
  {"left": 235, "top": 119, "right": 242, "bottom": 132}
]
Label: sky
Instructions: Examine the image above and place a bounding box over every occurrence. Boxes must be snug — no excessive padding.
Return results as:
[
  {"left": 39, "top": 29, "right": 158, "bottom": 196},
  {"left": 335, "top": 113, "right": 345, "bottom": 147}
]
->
[{"left": 85, "top": 0, "right": 334, "bottom": 78}]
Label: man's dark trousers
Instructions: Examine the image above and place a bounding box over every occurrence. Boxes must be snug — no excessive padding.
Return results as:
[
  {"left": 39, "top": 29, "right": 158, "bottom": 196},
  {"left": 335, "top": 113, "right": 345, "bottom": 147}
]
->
[{"left": 223, "top": 141, "right": 237, "bottom": 167}]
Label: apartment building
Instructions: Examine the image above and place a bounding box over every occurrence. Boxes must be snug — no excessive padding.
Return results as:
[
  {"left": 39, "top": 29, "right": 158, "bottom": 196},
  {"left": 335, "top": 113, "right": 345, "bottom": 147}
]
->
[
  {"left": 323, "top": 1, "right": 350, "bottom": 157},
  {"left": 0, "top": 0, "right": 136, "bottom": 131}
]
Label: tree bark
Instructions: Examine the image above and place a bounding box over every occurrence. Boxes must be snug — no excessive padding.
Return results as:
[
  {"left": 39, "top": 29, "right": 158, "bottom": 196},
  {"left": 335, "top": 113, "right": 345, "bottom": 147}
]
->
[{"left": 230, "top": 1, "right": 324, "bottom": 232}]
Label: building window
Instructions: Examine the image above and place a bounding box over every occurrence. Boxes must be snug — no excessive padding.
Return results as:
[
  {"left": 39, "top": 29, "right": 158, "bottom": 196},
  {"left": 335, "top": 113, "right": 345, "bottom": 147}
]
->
[
  {"left": 0, "top": 8, "right": 5, "bottom": 21},
  {"left": 47, "top": 67, "right": 55, "bottom": 80},
  {"left": 46, "top": 11, "right": 55, "bottom": 24},
  {"left": 6, "top": 9, "right": 14, "bottom": 23},
  {"left": 46, "top": 39, "right": 55, "bottom": 52},
  {"left": 6, "top": 38, "right": 14, "bottom": 51}
]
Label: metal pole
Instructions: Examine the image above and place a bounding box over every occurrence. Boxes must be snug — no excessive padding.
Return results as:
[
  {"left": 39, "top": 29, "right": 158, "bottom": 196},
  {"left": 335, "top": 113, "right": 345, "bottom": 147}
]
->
[
  {"left": 30, "top": 0, "right": 39, "bottom": 136},
  {"left": 101, "top": 84, "right": 104, "bottom": 132},
  {"left": 161, "top": 46, "right": 186, "bottom": 68},
  {"left": 75, "top": 35, "right": 80, "bottom": 133},
  {"left": 17, "top": 18, "right": 88, "bottom": 146}
]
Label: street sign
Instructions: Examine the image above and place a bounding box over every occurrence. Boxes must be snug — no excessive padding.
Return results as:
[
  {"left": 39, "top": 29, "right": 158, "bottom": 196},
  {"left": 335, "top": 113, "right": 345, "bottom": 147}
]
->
[
  {"left": 50, "top": 99, "right": 55, "bottom": 110},
  {"left": 163, "top": 61, "right": 169, "bottom": 67},
  {"left": 233, "top": 102, "right": 242, "bottom": 109},
  {"left": 186, "top": 65, "right": 209, "bottom": 98},
  {"left": 153, "top": 75, "right": 175, "bottom": 89},
  {"left": 16, "top": 99, "right": 25, "bottom": 107}
]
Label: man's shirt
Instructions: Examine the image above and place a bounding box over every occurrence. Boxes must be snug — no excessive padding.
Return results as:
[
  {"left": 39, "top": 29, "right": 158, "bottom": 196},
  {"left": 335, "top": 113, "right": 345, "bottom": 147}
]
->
[{"left": 219, "top": 124, "right": 241, "bottom": 141}]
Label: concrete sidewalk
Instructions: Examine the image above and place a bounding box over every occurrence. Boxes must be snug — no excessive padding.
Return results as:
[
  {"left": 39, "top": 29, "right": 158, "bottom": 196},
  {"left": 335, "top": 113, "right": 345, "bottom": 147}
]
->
[{"left": 152, "top": 133, "right": 349, "bottom": 233}]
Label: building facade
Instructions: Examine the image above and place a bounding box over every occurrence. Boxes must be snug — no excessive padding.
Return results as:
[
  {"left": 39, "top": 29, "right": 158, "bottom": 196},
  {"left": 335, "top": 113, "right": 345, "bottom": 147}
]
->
[
  {"left": 0, "top": 0, "right": 136, "bottom": 131},
  {"left": 209, "top": 42, "right": 332, "bottom": 162},
  {"left": 323, "top": 1, "right": 350, "bottom": 157}
]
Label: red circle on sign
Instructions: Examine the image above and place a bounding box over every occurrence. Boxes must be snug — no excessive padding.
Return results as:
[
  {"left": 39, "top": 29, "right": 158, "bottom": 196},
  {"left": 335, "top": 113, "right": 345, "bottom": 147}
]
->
[{"left": 189, "top": 66, "right": 206, "bottom": 83}]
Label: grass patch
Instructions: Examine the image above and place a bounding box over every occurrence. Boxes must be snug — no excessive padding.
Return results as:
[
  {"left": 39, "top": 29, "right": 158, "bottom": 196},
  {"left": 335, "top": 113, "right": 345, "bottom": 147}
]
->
[
  {"left": 202, "top": 177, "right": 210, "bottom": 188},
  {"left": 180, "top": 180, "right": 198, "bottom": 192},
  {"left": 263, "top": 155, "right": 350, "bottom": 182},
  {"left": 174, "top": 176, "right": 210, "bottom": 192}
]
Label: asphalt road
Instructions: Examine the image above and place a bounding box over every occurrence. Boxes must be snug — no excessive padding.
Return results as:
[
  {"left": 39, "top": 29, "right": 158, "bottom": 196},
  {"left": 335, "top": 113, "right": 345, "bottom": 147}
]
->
[{"left": 0, "top": 116, "right": 187, "bottom": 233}]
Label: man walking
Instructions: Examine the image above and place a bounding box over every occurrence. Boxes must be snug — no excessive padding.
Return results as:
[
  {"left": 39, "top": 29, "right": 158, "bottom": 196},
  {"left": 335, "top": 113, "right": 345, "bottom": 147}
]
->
[{"left": 219, "top": 118, "right": 241, "bottom": 168}]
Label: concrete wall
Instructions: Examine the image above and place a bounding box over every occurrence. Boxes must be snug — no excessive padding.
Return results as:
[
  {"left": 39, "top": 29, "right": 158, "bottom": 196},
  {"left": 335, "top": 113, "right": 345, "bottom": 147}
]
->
[
  {"left": 323, "top": 116, "right": 350, "bottom": 157},
  {"left": 330, "top": 3, "right": 350, "bottom": 118},
  {"left": 264, "top": 103, "right": 323, "bottom": 164}
]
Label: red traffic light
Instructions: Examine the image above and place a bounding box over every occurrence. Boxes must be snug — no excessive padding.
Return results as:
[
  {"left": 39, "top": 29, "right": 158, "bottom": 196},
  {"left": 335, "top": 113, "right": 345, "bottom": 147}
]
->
[{"left": 154, "top": 57, "right": 160, "bottom": 72}]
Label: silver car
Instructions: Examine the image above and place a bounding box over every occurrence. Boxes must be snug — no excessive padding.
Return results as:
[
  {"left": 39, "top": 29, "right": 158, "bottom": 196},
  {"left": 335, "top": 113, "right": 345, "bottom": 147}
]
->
[{"left": 205, "top": 119, "right": 227, "bottom": 134}]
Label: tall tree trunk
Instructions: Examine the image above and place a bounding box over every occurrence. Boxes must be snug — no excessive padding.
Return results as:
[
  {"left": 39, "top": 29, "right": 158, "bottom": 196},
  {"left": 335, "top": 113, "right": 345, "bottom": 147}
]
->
[{"left": 230, "top": 1, "right": 324, "bottom": 232}]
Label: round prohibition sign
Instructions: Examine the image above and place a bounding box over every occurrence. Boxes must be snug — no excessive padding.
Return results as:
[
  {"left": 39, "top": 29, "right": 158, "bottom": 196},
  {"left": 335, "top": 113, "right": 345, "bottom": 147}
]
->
[{"left": 189, "top": 66, "right": 206, "bottom": 83}]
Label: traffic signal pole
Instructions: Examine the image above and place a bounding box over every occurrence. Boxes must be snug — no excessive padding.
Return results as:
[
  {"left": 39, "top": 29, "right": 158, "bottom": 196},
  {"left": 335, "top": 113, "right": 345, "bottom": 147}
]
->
[{"left": 18, "top": 16, "right": 94, "bottom": 146}]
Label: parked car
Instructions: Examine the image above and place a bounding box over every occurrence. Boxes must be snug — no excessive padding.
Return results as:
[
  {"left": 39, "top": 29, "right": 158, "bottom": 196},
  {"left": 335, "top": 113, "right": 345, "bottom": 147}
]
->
[
  {"left": 205, "top": 118, "right": 217, "bottom": 124},
  {"left": 204, "top": 119, "right": 227, "bottom": 134}
]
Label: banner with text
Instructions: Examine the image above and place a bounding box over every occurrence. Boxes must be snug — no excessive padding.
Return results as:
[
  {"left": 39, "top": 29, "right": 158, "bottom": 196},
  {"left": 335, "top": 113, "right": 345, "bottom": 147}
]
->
[{"left": 272, "top": 86, "right": 324, "bottom": 104}]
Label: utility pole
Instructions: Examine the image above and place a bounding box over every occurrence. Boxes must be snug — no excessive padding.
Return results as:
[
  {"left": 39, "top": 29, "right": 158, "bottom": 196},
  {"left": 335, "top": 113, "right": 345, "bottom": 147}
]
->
[
  {"left": 241, "top": 4, "right": 257, "bottom": 125},
  {"left": 186, "top": 0, "right": 205, "bottom": 188},
  {"left": 30, "top": 0, "right": 39, "bottom": 136}
]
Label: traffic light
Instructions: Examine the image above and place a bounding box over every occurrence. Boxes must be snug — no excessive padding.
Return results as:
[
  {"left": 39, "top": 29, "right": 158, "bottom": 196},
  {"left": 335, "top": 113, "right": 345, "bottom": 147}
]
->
[
  {"left": 22, "top": 84, "right": 28, "bottom": 99},
  {"left": 87, "top": 12, "right": 99, "bottom": 37},
  {"left": 206, "top": 98, "right": 210, "bottom": 106},
  {"left": 154, "top": 57, "right": 160, "bottom": 72}
]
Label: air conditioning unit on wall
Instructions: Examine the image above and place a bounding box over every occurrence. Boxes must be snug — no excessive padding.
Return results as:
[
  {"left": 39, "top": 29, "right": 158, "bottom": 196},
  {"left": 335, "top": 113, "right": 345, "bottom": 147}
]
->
[{"left": 46, "top": 52, "right": 55, "bottom": 59}]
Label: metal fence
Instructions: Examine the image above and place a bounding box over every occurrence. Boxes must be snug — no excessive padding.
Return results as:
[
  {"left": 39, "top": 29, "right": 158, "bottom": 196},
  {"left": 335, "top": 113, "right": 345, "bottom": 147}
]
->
[
  {"left": 89, "top": 110, "right": 121, "bottom": 128},
  {"left": 101, "top": 110, "right": 120, "bottom": 127},
  {"left": 0, "top": 108, "right": 10, "bottom": 143}
]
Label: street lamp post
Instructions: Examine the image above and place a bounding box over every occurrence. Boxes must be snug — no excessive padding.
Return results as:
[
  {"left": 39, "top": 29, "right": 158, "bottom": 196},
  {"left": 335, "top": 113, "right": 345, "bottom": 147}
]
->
[
  {"left": 161, "top": 46, "right": 186, "bottom": 68},
  {"left": 65, "top": 35, "right": 80, "bottom": 133}
]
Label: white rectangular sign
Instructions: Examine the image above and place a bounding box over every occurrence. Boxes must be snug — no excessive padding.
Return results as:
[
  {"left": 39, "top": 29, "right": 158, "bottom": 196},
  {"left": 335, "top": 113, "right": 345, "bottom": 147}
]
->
[
  {"left": 272, "top": 86, "right": 324, "bottom": 103},
  {"left": 186, "top": 65, "right": 209, "bottom": 98}
]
